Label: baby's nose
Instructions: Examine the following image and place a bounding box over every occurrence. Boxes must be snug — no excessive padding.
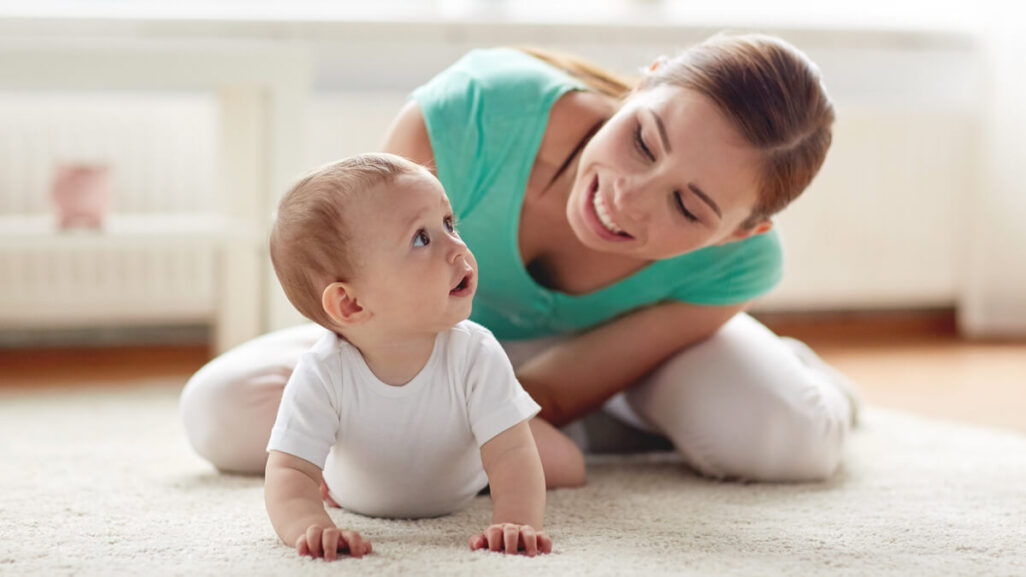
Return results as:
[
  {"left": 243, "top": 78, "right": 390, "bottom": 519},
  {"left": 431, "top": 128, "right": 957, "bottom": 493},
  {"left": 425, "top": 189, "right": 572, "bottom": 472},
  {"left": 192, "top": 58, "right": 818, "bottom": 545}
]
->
[{"left": 448, "top": 240, "right": 469, "bottom": 265}]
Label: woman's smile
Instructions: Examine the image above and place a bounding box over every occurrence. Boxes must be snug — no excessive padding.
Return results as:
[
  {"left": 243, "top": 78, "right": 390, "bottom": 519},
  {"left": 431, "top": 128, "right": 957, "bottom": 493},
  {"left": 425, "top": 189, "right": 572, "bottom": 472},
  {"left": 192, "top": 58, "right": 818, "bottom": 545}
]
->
[{"left": 584, "top": 173, "right": 633, "bottom": 242}]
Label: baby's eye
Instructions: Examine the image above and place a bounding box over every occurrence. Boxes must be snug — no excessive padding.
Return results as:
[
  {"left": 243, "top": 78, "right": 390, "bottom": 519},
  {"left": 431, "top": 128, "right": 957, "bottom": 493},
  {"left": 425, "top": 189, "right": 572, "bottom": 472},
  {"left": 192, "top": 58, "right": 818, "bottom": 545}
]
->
[
  {"left": 444, "top": 215, "right": 456, "bottom": 234},
  {"left": 413, "top": 229, "right": 430, "bottom": 247}
]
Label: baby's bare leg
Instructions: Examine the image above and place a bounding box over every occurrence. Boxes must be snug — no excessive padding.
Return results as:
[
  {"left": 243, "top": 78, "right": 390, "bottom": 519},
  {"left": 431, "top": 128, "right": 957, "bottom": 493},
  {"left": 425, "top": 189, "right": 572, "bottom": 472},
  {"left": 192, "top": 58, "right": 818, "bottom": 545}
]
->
[{"left": 528, "top": 417, "right": 586, "bottom": 489}]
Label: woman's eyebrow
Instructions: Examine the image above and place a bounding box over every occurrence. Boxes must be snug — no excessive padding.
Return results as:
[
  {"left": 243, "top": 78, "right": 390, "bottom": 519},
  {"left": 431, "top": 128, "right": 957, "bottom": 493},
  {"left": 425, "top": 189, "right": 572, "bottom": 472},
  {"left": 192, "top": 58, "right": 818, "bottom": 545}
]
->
[
  {"left": 646, "top": 108, "right": 672, "bottom": 154},
  {"left": 688, "top": 184, "right": 722, "bottom": 218},
  {"left": 647, "top": 107, "right": 722, "bottom": 218}
]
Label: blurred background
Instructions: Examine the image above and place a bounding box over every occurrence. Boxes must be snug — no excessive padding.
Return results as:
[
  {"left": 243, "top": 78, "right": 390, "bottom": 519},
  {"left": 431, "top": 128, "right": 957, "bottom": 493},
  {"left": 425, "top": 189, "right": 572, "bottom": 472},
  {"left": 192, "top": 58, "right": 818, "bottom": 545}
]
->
[{"left": 0, "top": 1, "right": 1023, "bottom": 429}]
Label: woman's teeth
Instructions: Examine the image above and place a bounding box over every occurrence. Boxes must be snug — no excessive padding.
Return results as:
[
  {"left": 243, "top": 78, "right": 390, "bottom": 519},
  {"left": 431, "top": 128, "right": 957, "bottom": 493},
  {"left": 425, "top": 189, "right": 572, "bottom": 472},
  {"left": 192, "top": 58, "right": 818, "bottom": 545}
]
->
[{"left": 593, "top": 190, "right": 624, "bottom": 235}]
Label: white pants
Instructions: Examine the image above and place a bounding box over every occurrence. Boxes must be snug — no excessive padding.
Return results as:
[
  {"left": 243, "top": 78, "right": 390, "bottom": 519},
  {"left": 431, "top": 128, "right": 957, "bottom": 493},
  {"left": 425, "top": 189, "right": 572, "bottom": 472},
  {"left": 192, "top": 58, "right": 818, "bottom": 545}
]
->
[{"left": 180, "top": 313, "right": 853, "bottom": 482}]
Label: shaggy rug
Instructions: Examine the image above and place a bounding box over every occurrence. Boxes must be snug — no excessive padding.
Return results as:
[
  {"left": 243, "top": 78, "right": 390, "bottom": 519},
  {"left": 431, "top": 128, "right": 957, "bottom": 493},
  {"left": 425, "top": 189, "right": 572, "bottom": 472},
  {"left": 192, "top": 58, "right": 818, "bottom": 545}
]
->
[{"left": 1, "top": 381, "right": 1023, "bottom": 577}]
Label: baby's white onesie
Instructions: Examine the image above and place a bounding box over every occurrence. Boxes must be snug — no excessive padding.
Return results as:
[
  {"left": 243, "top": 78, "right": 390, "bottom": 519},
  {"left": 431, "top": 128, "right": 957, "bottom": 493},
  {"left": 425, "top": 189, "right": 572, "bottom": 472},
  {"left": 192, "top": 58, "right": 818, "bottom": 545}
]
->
[{"left": 266, "top": 320, "right": 540, "bottom": 518}]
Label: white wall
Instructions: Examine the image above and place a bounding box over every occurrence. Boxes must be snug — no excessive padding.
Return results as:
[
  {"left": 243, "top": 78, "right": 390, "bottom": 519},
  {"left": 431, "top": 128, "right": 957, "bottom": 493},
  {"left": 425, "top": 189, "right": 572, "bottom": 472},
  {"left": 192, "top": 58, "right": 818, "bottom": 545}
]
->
[
  {"left": 959, "top": 27, "right": 1026, "bottom": 337},
  {"left": 2, "top": 6, "right": 1022, "bottom": 338}
]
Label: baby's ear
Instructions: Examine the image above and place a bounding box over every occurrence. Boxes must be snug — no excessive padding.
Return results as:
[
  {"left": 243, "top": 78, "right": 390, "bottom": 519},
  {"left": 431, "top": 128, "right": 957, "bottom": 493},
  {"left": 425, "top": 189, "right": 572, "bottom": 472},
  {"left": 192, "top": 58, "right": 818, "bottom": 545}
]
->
[{"left": 322, "top": 282, "right": 371, "bottom": 327}]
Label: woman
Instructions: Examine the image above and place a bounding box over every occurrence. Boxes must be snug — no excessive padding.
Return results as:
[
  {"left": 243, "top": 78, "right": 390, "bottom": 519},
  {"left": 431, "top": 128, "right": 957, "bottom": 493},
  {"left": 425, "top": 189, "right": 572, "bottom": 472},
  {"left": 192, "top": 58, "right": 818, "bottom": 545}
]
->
[{"left": 181, "top": 33, "right": 856, "bottom": 483}]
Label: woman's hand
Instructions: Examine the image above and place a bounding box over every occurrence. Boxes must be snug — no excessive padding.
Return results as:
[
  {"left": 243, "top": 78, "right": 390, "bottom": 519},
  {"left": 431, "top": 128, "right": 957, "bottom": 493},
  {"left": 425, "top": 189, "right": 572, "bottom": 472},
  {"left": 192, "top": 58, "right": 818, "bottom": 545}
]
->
[
  {"left": 295, "top": 525, "right": 372, "bottom": 561},
  {"left": 469, "top": 523, "right": 552, "bottom": 556},
  {"left": 517, "top": 300, "right": 747, "bottom": 425}
]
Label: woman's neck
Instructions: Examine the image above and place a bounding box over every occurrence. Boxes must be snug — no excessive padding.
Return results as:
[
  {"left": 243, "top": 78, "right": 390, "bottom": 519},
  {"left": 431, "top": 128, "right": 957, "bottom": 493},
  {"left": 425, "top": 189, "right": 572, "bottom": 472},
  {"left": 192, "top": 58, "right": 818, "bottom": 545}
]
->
[{"left": 519, "top": 91, "right": 651, "bottom": 295}]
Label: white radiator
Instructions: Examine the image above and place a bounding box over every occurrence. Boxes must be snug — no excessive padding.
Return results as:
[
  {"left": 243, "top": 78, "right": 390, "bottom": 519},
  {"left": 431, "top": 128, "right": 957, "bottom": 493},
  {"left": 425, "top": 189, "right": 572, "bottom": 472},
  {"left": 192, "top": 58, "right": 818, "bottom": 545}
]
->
[
  {"left": 0, "top": 92, "right": 220, "bottom": 329},
  {"left": 0, "top": 244, "right": 216, "bottom": 327}
]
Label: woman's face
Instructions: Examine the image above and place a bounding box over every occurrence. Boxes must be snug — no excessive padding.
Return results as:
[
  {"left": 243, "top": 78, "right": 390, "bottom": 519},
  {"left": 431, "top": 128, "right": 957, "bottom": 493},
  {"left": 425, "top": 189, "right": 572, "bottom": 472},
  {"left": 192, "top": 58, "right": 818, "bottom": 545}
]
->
[{"left": 566, "top": 85, "right": 771, "bottom": 261}]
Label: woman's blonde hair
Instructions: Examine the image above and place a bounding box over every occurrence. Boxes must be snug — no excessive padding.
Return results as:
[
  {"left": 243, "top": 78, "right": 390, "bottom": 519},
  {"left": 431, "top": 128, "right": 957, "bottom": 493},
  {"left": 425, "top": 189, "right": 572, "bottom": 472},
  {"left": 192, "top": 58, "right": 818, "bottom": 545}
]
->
[
  {"left": 269, "top": 153, "right": 421, "bottom": 330},
  {"left": 522, "top": 34, "right": 834, "bottom": 228}
]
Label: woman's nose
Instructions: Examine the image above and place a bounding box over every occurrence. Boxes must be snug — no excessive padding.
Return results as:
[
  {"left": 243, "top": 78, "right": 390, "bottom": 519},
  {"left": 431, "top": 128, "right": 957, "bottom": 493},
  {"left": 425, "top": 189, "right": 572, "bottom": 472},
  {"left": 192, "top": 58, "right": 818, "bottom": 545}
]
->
[{"left": 612, "top": 175, "right": 647, "bottom": 219}]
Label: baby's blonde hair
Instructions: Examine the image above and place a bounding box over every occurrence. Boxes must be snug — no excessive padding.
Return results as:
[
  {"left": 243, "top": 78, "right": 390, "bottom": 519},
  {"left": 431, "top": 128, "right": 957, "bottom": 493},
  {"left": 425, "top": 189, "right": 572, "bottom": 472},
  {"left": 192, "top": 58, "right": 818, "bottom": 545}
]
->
[{"left": 269, "top": 153, "right": 422, "bottom": 329}]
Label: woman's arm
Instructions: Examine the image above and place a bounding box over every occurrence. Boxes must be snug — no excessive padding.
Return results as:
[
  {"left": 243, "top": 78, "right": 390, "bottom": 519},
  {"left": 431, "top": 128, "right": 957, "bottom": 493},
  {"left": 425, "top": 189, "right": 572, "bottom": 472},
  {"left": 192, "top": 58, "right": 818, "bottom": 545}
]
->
[
  {"left": 381, "top": 100, "right": 436, "bottom": 172},
  {"left": 518, "top": 301, "right": 748, "bottom": 427}
]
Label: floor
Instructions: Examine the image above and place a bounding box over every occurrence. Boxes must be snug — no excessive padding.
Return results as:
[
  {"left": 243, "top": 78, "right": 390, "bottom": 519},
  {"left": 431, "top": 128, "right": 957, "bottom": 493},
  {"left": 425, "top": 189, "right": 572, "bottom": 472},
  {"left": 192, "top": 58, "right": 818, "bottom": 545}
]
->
[
  {"left": 2, "top": 310, "right": 1024, "bottom": 434},
  {"left": 763, "top": 310, "right": 1026, "bottom": 434}
]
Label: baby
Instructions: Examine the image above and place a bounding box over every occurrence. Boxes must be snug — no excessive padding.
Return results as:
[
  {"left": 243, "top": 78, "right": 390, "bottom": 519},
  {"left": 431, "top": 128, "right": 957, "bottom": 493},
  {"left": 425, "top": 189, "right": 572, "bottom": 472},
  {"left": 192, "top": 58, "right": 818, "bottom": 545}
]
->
[{"left": 265, "top": 152, "right": 579, "bottom": 560}]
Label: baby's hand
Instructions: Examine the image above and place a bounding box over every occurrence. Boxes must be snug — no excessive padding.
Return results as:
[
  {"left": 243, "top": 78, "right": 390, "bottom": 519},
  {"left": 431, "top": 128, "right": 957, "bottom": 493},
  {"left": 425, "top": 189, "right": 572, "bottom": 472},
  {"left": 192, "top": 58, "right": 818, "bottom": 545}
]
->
[
  {"left": 468, "top": 523, "right": 552, "bottom": 556},
  {"left": 295, "top": 525, "right": 372, "bottom": 561}
]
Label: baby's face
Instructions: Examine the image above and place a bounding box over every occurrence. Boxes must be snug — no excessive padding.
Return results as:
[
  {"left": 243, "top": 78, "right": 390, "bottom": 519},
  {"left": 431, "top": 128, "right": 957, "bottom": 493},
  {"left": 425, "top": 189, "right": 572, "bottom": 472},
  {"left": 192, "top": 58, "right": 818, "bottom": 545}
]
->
[{"left": 345, "top": 171, "right": 477, "bottom": 336}]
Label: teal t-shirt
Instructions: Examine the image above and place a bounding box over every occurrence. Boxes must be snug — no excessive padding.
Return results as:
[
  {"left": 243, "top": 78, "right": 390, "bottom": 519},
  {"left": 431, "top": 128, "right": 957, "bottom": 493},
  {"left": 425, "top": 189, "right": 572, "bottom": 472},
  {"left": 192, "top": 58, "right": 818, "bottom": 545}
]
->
[{"left": 412, "top": 48, "right": 782, "bottom": 340}]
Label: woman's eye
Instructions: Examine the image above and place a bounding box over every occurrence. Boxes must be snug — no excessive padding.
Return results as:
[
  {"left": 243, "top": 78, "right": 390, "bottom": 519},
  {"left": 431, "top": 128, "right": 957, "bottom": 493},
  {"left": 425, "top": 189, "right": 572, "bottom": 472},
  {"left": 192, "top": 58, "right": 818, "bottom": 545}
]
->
[
  {"left": 634, "top": 123, "right": 655, "bottom": 162},
  {"left": 413, "top": 229, "right": 430, "bottom": 247},
  {"left": 674, "top": 191, "right": 699, "bottom": 223}
]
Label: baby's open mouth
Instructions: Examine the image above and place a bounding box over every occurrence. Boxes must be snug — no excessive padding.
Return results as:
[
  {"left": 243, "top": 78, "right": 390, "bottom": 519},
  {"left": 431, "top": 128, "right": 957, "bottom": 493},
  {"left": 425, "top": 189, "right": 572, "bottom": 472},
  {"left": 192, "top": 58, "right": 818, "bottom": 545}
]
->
[{"left": 450, "top": 273, "right": 472, "bottom": 296}]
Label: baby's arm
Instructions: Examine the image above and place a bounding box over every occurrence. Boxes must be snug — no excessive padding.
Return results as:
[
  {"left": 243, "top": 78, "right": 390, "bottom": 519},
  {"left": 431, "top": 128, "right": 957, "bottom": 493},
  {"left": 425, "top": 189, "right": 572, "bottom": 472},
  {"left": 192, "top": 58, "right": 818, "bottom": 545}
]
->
[
  {"left": 470, "top": 421, "right": 552, "bottom": 556},
  {"left": 265, "top": 450, "right": 372, "bottom": 560}
]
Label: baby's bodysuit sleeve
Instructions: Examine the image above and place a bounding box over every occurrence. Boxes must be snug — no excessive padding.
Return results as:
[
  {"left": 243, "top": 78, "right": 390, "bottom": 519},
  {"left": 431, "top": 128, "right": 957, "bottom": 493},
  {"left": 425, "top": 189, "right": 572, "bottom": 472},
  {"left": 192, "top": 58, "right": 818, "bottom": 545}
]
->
[
  {"left": 266, "top": 353, "right": 341, "bottom": 469},
  {"left": 464, "top": 330, "right": 541, "bottom": 446}
]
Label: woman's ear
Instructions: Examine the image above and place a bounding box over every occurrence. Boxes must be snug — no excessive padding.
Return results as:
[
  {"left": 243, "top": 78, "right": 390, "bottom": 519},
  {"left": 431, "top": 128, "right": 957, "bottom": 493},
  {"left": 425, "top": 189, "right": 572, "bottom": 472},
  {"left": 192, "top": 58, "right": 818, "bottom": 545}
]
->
[
  {"left": 717, "top": 218, "right": 774, "bottom": 246},
  {"left": 649, "top": 55, "right": 669, "bottom": 72},
  {"left": 322, "top": 282, "right": 371, "bottom": 327}
]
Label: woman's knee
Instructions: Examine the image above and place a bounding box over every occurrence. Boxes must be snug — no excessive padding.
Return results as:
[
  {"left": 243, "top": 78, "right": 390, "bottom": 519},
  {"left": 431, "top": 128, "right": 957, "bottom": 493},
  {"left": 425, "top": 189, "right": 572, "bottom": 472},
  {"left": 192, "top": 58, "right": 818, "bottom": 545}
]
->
[
  {"left": 667, "top": 380, "right": 849, "bottom": 482},
  {"left": 179, "top": 323, "right": 322, "bottom": 474},
  {"left": 626, "top": 314, "right": 852, "bottom": 482},
  {"left": 179, "top": 360, "right": 281, "bottom": 474},
  {"left": 743, "top": 392, "right": 849, "bottom": 481}
]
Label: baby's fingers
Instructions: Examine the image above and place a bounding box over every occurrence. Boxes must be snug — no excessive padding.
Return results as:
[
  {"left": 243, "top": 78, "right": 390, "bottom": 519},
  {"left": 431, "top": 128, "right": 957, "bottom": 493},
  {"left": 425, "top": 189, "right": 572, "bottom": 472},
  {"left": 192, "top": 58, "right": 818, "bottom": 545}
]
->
[
  {"left": 341, "top": 530, "right": 371, "bottom": 558},
  {"left": 485, "top": 525, "right": 505, "bottom": 552},
  {"left": 321, "top": 528, "right": 341, "bottom": 562},
  {"left": 537, "top": 531, "right": 553, "bottom": 554},
  {"left": 304, "top": 526, "right": 324, "bottom": 558},
  {"left": 503, "top": 524, "right": 520, "bottom": 554},
  {"left": 520, "top": 526, "right": 538, "bottom": 557},
  {"left": 468, "top": 534, "right": 487, "bottom": 551}
]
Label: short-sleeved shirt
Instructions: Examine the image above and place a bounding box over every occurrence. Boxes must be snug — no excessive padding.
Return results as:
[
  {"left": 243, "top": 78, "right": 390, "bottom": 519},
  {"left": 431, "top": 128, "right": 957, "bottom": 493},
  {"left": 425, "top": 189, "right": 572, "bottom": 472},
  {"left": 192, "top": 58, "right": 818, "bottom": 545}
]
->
[
  {"left": 412, "top": 48, "right": 782, "bottom": 340},
  {"left": 266, "top": 320, "right": 540, "bottom": 519}
]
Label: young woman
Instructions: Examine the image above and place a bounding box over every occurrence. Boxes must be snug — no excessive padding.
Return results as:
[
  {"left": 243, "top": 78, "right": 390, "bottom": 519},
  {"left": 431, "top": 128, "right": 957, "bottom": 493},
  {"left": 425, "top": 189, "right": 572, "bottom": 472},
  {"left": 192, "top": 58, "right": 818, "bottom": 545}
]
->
[{"left": 181, "top": 33, "right": 856, "bottom": 483}]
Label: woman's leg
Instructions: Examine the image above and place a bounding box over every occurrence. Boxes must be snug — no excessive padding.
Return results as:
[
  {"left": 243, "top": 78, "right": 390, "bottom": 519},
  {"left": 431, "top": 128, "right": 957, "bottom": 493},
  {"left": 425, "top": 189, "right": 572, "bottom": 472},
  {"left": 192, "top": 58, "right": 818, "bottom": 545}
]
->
[
  {"left": 528, "top": 418, "right": 587, "bottom": 488},
  {"left": 621, "top": 313, "right": 856, "bottom": 482},
  {"left": 179, "top": 323, "right": 326, "bottom": 474},
  {"left": 501, "top": 337, "right": 588, "bottom": 488}
]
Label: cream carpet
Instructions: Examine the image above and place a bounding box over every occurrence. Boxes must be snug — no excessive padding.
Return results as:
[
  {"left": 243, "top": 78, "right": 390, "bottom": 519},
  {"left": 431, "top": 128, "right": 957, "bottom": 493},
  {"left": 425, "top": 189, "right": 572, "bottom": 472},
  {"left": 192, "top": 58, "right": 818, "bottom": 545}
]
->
[{"left": 1, "top": 381, "right": 1024, "bottom": 577}]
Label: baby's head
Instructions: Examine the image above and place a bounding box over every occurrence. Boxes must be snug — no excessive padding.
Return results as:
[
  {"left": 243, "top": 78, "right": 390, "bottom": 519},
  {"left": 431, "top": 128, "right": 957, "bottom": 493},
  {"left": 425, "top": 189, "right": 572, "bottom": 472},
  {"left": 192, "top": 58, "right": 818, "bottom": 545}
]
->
[{"left": 270, "top": 153, "right": 477, "bottom": 338}]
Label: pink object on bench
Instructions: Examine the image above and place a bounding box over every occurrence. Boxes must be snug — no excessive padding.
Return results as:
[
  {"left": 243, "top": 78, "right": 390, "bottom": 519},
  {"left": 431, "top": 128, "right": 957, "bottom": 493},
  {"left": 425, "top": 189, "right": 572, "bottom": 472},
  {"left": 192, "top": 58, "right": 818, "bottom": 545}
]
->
[{"left": 51, "top": 163, "right": 112, "bottom": 230}]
